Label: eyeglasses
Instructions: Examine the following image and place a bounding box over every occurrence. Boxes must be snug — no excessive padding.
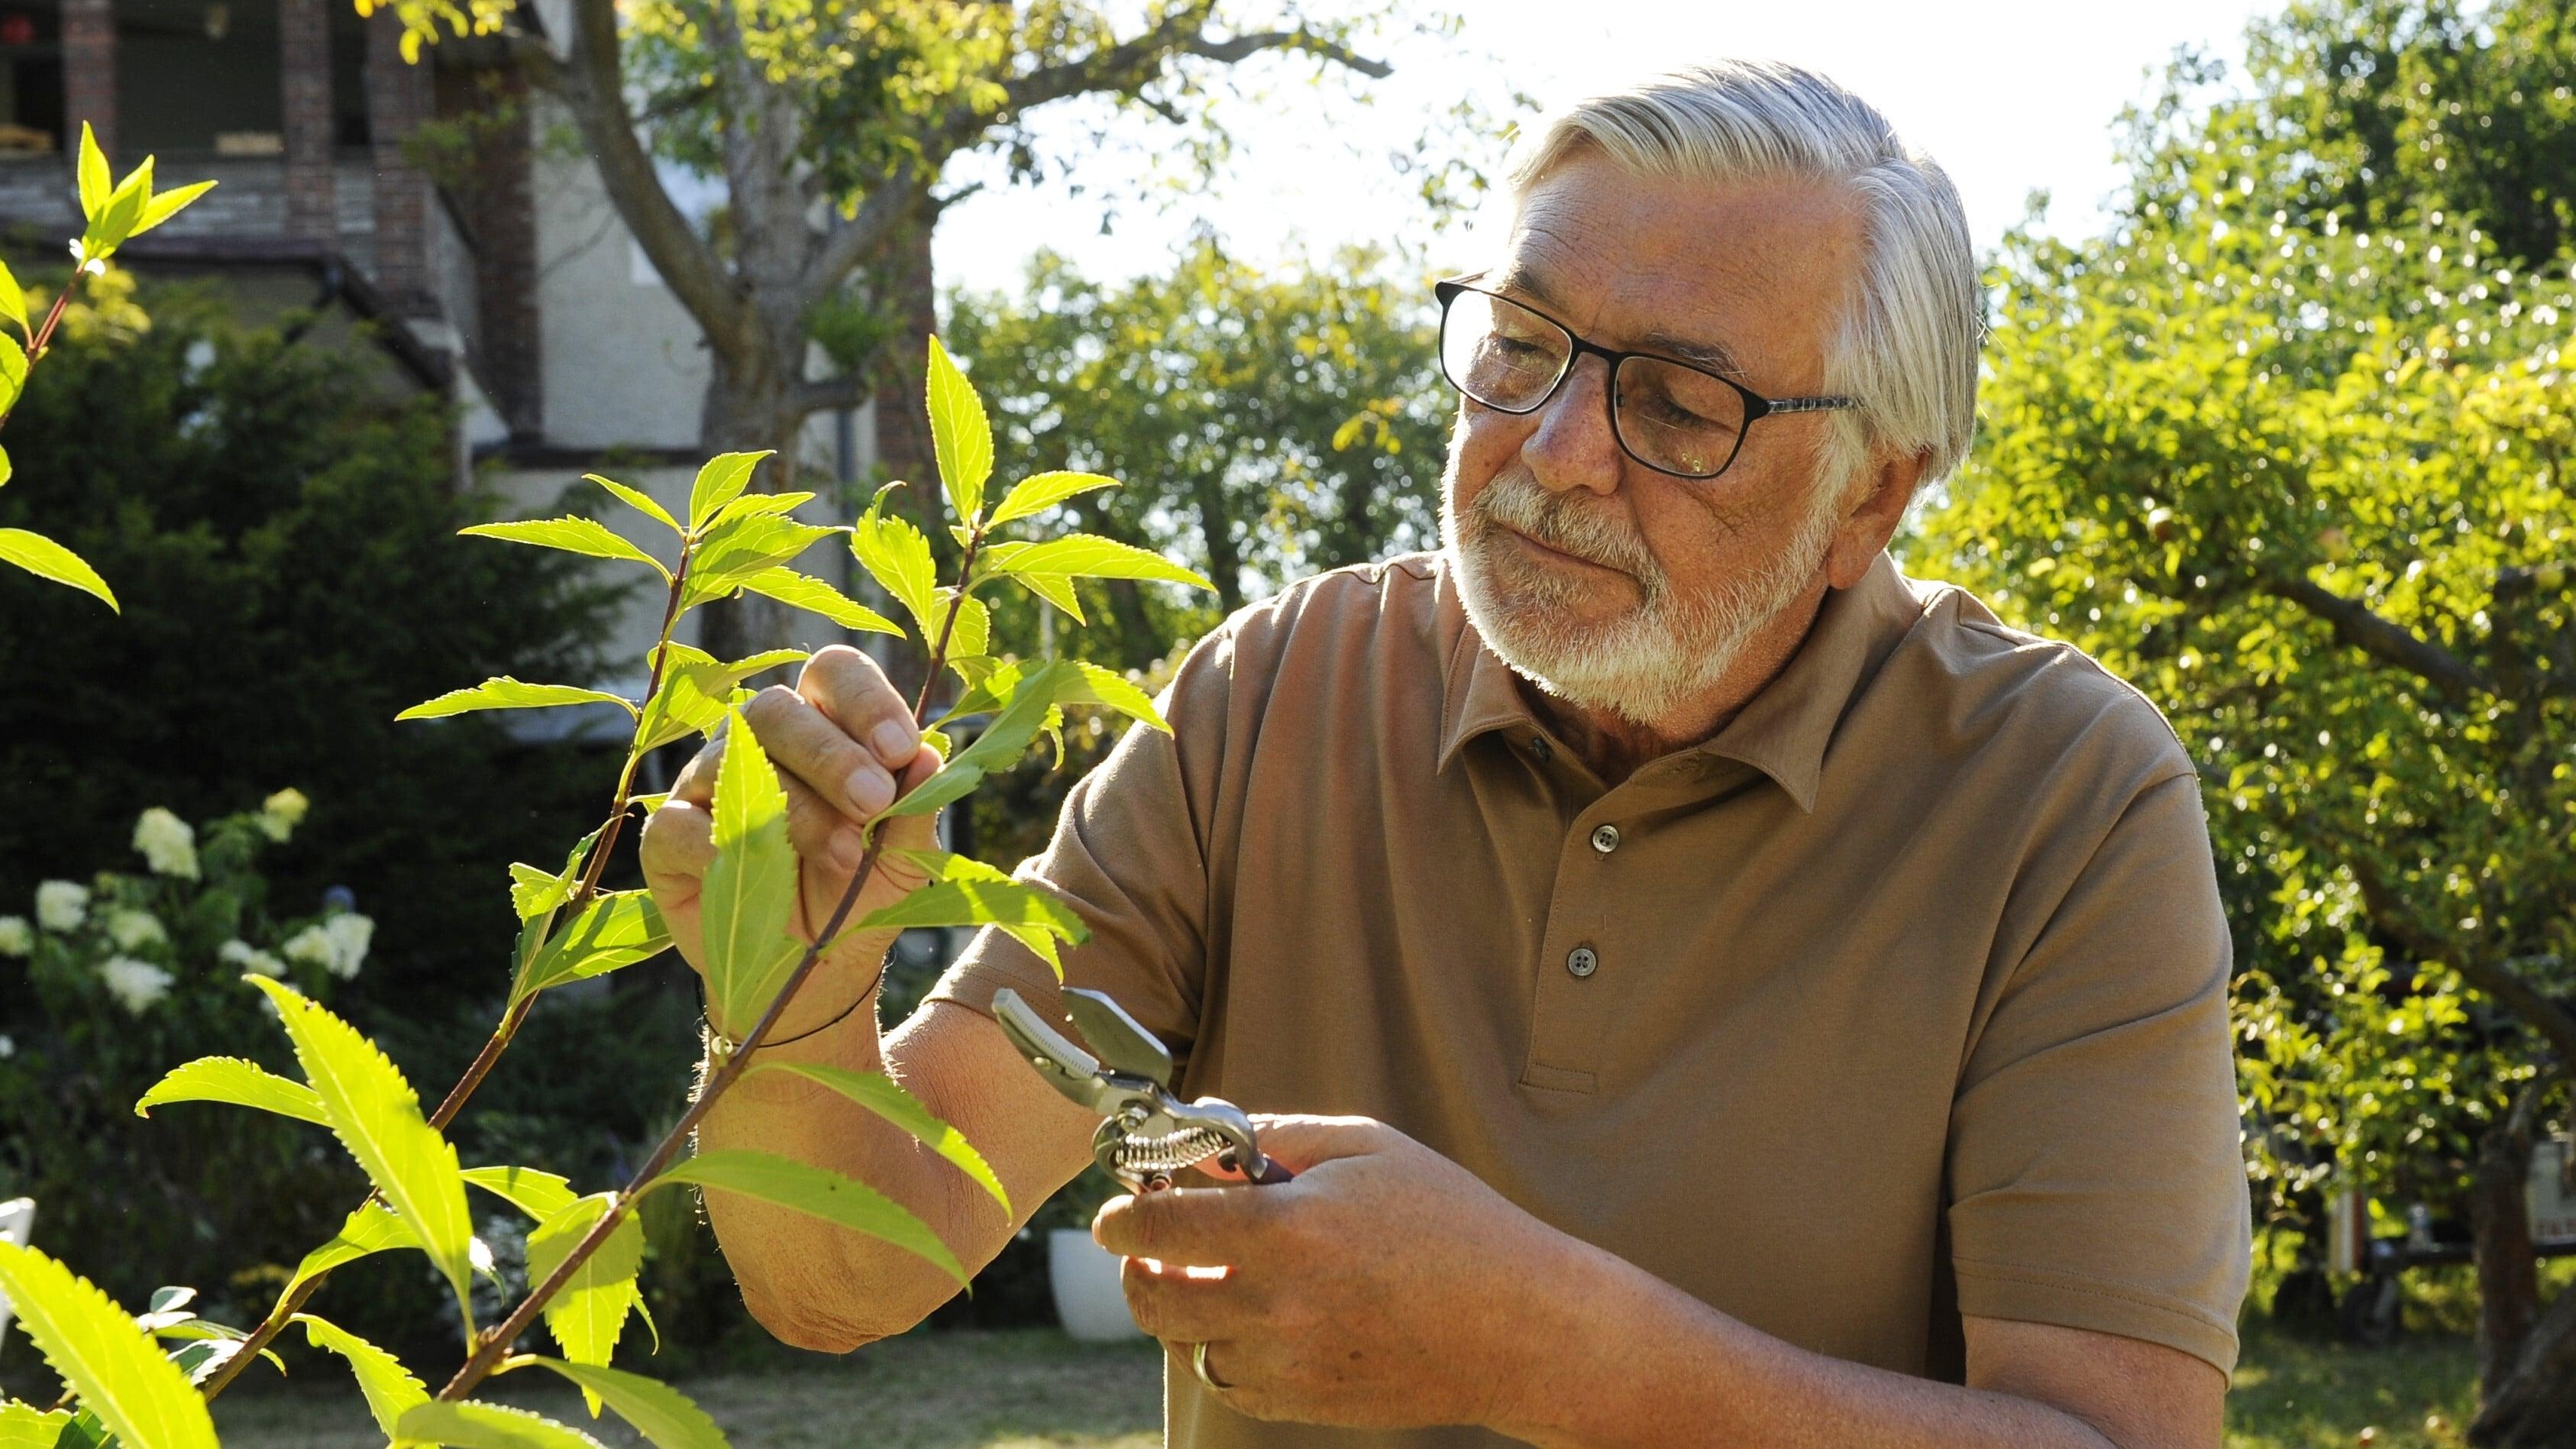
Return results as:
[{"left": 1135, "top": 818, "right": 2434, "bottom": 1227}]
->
[{"left": 1433, "top": 277, "right": 1858, "bottom": 481}]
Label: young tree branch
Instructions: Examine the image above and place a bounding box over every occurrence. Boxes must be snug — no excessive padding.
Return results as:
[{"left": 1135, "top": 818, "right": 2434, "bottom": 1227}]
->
[
  {"left": 798, "top": 161, "right": 928, "bottom": 310},
  {"left": 2263, "top": 574, "right": 2498, "bottom": 703},
  {"left": 2345, "top": 852, "right": 2576, "bottom": 1066}
]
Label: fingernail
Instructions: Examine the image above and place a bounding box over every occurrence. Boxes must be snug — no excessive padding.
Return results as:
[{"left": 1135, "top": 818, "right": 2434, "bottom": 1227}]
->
[
  {"left": 845, "top": 764, "right": 894, "bottom": 814},
  {"left": 829, "top": 827, "right": 867, "bottom": 871},
  {"left": 871, "top": 719, "right": 918, "bottom": 765}
]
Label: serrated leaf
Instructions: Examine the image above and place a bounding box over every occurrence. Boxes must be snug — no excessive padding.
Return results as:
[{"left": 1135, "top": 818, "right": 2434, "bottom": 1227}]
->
[
  {"left": 509, "top": 862, "right": 573, "bottom": 920},
  {"left": 461, "top": 518, "right": 671, "bottom": 582},
  {"left": 284, "top": 1201, "right": 420, "bottom": 1301},
  {"left": 0, "top": 529, "right": 117, "bottom": 612},
  {"left": 0, "top": 258, "right": 24, "bottom": 341},
  {"left": 134, "top": 1056, "right": 326, "bottom": 1127},
  {"left": 0, "top": 1402, "right": 71, "bottom": 1449},
  {"left": 745, "top": 1062, "right": 1008, "bottom": 1217},
  {"left": 587, "top": 474, "right": 679, "bottom": 533},
  {"left": 0, "top": 1242, "right": 216, "bottom": 1449},
  {"left": 857, "top": 877, "right": 1084, "bottom": 941},
  {"left": 951, "top": 660, "right": 1082, "bottom": 776},
  {"left": 701, "top": 707, "right": 801, "bottom": 1037},
  {"left": 463, "top": 1165, "right": 580, "bottom": 1224},
  {"left": 525, "top": 1195, "right": 644, "bottom": 1399},
  {"left": 704, "top": 490, "right": 816, "bottom": 528},
  {"left": 86, "top": 156, "right": 151, "bottom": 257},
  {"left": 738, "top": 568, "right": 902, "bottom": 636},
  {"left": 500, "top": 1357, "right": 728, "bottom": 1449},
  {"left": 0, "top": 445, "right": 12, "bottom": 489},
  {"left": 687, "top": 451, "right": 772, "bottom": 531},
  {"left": 649, "top": 1150, "right": 962, "bottom": 1283},
  {"left": 987, "top": 470, "right": 1117, "bottom": 528},
  {"left": 510, "top": 891, "right": 669, "bottom": 1005},
  {"left": 247, "top": 976, "right": 476, "bottom": 1319},
  {"left": 876, "top": 761, "right": 982, "bottom": 820},
  {"left": 926, "top": 335, "right": 994, "bottom": 522},
  {"left": 994, "top": 534, "right": 1213, "bottom": 590},
  {"left": 131, "top": 179, "right": 215, "bottom": 238},
  {"left": 396, "top": 1399, "right": 609, "bottom": 1449},
  {"left": 633, "top": 647, "right": 807, "bottom": 754},
  {"left": 399, "top": 677, "right": 636, "bottom": 723},
  {"left": 1061, "top": 661, "right": 1171, "bottom": 733},
  {"left": 76, "top": 122, "right": 108, "bottom": 220},
  {"left": 295, "top": 1314, "right": 428, "bottom": 1439},
  {"left": 936, "top": 590, "right": 990, "bottom": 660},
  {"left": 682, "top": 515, "right": 840, "bottom": 610},
  {"left": 849, "top": 510, "right": 939, "bottom": 636}
]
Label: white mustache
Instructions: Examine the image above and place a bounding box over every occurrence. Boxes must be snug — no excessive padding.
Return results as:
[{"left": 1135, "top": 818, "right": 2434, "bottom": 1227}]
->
[{"left": 1470, "top": 471, "right": 1662, "bottom": 592}]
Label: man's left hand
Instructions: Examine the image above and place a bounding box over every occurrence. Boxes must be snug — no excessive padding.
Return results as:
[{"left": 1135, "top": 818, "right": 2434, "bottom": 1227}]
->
[{"left": 1094, "top": 1113, "right": 1572, "bottom": 1431}]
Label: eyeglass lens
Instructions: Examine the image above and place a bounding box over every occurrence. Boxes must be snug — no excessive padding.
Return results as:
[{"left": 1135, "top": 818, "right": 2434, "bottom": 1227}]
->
[{"left": 1440, "top": 289, "right": 1747, "bottom": 478}]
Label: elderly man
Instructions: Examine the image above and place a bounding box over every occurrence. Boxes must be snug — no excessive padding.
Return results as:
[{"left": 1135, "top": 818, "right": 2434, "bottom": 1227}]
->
[{"left": 643, "top": 60, "right": 2251, "bottom": 1448}]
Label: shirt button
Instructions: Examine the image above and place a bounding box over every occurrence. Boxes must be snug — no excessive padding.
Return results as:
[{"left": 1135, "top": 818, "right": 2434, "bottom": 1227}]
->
[
  {"left": 1590, "top": 824, "right": 1621, "bottom": 855},
  {"left": 1566, "top": 946, "right": 1599, "bottom": 978}
]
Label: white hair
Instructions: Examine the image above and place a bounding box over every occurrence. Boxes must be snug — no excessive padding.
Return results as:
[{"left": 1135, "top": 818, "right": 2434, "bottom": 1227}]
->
[{"left": 1504, "top": 60, "right": 1983, "bottom": 492}]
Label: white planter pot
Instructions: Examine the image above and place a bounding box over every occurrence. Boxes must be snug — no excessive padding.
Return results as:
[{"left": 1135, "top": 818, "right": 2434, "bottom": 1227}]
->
[{"left": 1048, "top": 1227, "right": 1144, "bottom": 1342}]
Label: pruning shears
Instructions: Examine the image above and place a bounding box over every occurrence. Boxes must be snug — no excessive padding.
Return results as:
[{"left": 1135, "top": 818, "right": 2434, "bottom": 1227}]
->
[{"left": 993, "top": 985, "right": 1293, "bottom": 1192}]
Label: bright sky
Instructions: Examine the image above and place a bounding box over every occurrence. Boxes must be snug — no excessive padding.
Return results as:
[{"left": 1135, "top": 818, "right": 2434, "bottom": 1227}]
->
[{"left": 933, "top": 0, "right": 2287, "bottom": 298}]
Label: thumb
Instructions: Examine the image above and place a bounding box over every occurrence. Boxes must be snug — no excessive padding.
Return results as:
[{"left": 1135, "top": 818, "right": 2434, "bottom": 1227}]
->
[{"left": 1199, "top": 1113, "right": 1396, "bottom": 1179}]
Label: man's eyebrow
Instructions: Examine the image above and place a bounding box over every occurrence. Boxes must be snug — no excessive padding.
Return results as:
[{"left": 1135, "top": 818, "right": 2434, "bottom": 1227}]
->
[{"left": 1488, "top": 264, "right": 1749, "bottom": 380}]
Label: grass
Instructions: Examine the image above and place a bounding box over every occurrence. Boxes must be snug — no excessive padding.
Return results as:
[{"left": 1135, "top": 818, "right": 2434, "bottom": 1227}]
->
[{"left": 208, "top": 1315, "right": 2504, "bottom": 1448}]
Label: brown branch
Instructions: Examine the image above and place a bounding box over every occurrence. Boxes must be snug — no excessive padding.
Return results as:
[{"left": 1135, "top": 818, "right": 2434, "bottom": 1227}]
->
[
  {"left": 795, "top": 372, "right": 873, "bottom": 417},
  {"left": 2346, "top": 854, "right": 2576, "bottom": 1067},
  {"left": 797, "top": 162, "right": 927, "bottom": 309},
  {"left": 2262, "top": 574, "right": 2497, "bottom": 703}
]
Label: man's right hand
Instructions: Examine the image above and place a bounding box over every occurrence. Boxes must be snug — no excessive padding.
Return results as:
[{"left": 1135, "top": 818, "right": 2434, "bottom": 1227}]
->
[{"left": 639, "top": 645, "right": 944, "bottom": 1038}]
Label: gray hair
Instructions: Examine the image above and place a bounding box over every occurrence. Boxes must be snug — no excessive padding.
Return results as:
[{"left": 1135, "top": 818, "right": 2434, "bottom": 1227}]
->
[{"left": 1504, "top": 61, "right": 1982, "bottom": 493}]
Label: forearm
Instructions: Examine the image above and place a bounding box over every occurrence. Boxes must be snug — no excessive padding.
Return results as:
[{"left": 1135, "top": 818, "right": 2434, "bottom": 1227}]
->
[
  {"left": 1496, "top": 1238, "right": 2117, "bottom": 1449},
  {"left": 694, "top": 933, "right": 968, "bottom": 1349}
]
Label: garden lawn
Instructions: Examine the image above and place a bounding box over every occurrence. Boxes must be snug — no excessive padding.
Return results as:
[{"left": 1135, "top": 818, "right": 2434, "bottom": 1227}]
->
[{"left": 209, "top": 1320, "right": 2478, "bottom": 1447}]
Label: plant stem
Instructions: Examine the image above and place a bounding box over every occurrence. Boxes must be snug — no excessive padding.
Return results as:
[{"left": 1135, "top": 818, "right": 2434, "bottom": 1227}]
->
[
  {"left": 437, "top": 511, "right": 991, "bottom": 1402},
  {"left": 0, "top": 271, "right": 89, "bottom": 435},
  {"left": 199, "top": 538, "right": 700, "bottom": 1402}
]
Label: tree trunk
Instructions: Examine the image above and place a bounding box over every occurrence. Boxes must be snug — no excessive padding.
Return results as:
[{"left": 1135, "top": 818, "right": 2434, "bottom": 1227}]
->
[
  {"left": 2470, "top": 1080, "right": 2574, "bottom": 1447},
  {"left": 694, "top": 347, "right": 804, "bottom": 665}
]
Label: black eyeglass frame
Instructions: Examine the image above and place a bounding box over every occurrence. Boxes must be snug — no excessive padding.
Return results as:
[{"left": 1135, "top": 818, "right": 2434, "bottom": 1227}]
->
[{"left": 1433, "top": 276, "right": 1860, "bottom": 480}]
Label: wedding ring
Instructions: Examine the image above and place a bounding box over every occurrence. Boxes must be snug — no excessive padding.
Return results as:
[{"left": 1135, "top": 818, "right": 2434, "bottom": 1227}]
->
[{"left": 1191, "top": 1339, "right": 1232, "bottom": 1392}]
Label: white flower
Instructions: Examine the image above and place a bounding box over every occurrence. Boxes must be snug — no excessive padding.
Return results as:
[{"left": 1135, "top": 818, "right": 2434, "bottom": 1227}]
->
[
  {"left": 34, "top": 881, "right": 88, "bottom": 932},
  {"left": 258, "top": 788, "right": 310, "bottom": 843},
  {"left": 99, "top": 956, "right": 174, "bottom": 1014},
  {"left": 106, "top": 907, "right": 166, "bottom": 952},
  {"left": 321, "top": 913, "right": 373, "bottom": 979},
  {"left": 283, "top": 925, "right": 333, "bottom": 968},
  {"left": 0, "top": 917, "right": 29, "bottom": 957},
  {"left": 132, "top": 808, "right": 200, "bottom": 880},
  {"left": 218, "top": 939, "right": 285, "bottom": 978}
]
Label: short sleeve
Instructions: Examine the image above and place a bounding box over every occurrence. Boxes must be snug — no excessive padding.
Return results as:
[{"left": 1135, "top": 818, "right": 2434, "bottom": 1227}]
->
[
  {"left": 920, "top": 629, "right": 1237, "bottom": 1067},
  {"left": 1945, "top": 772, "right": 2252, "bottom": 1373}
]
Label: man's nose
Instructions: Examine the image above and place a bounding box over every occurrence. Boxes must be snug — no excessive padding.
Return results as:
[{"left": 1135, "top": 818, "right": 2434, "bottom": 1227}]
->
[{"left": 1522, "top": 355, "right": 1622, "bottom": 497}]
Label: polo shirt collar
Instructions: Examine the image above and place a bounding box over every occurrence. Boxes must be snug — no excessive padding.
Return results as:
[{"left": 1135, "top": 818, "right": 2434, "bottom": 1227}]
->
[{"left": 1434, "top": 551, "right": 1925, "bottom": 812}]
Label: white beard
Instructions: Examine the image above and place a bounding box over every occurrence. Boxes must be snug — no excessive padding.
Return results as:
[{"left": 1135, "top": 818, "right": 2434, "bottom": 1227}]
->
[{"left": 1443, "top": 462, "right": 1844, "bottom": 727}]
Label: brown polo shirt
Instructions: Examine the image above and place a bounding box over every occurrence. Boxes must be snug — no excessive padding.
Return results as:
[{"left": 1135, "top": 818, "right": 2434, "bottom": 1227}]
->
[{"left": 926, "top": 549, "right": 2251, "bottom": 1447}]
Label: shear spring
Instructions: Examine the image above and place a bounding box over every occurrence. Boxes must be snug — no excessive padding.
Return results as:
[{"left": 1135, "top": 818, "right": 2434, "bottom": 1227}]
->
[{"left": 1107, "top": 1124, "right": 1233, "bottom": 1176}]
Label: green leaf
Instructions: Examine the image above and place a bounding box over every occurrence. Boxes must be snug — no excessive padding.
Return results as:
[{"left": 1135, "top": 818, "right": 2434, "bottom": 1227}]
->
[
  {"left": 247, "top": 976, "right": 477, "bottom": 1319},
  {"left": 399, "top": 677, "right": 637, "bottom": 723},
  {"left": 1060, "top": 661, "right": 1171, "bottom": 733},
  {"left": 745, "top": 1062, "right": 1009, "bottom": 1216},
  {"left": 0, "top": 1242, "right": 217, "bottom": 1449},
  {"left": 633, "top": 646, "right": 807, "bottom": 753},
  {"left": 973, "top": 543, "right": 1086, "bottom": 621},
  {"left": 294, "top": 1314, "right": 428, "bottom": 1439},
  {"left": 461, "top": 518, "right": 671, "bottom": 582},
  {"left": 0, "top": 444, "right": 12, "bottom": 489},
  {"left": 462, "top": 1165, "right": 580, "bottom": 1224},
  {"left": 0, "top": 1402, "right": 70, "bottom": 1449},
  {"left": 849, "top": 510, "right": 939, "bottom": 637},
  {"left": 525, "top": 1195, "right": 645, "bottom": 1399},
  {"left": 993, "top": 534, "right": 1213, "bottom": 590},
  {"left": 86, "top": 157, "right": 153, "bottom": 257},
  {"left": 0, "top": 529, "right": 117, "bottom": 612},
  {"left": 951, "top": 660, "right": 1082, "bottom": 776},
  {"left": 396, "top": 1400, "right": 609, "bottom": 1449},
  {"left": 737, "top": 567, "right": 903, "bottom": 636},
  {"left": 648, "top": 1150, "right": 962, "bottom": 1283},
  {"left": 987, "top": 470, "right": 1118, "bottom": 528},
  {"left": 509, "top": 862, "right": 573, "bottom": 920},
  {"left": 700, "top": 706, "right": 801, "bottom": 1037},
  {"left": 856, "top": 877, "right": 1084, "bottom": 942},
  {"left": 875, "top": 760, "right": 982, "bottom": 820},
  {"left": 510, "top": 890, "right": 669, "bottom": 1005},
  {"left": 131, "top": 179, "right": 215, "bottom": 238},
  {"left": 0, "top": 258, "right": 24, "bottom": 342},
  {"left": 134, "top": 1056, "right": 327, "bottom": 1127},
  {"left": 499, "top": 1357, "right": 728, "bottom": 1449},
  {"left": 687, "top": 451, "right": 772, "bottom": 531},
  {"left": 587, "top": 474, "right": 680, "bottom": 534},
  {"left": 926, "top": 335, "right": 994, "bottom": 522},
  {"left": 890, "top": 851, "right": 1070, "bottom": 975},
  {"left": 76, "top": 121, "right": 108, "bottom": 221},
  {"left": 284, "top": 1202, "right": 420, "bottom": 1301},
  {"left": 682, "top": 515, "right": 841, "bottom": 610},
  {"left": 705, "top": 490, "right": 816, "bottom": 528}
]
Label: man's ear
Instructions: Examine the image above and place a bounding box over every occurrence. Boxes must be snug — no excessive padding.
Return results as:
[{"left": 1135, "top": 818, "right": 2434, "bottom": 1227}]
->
[{"left": 1823, "top": 447, "right": 1924, "bottom": 589}]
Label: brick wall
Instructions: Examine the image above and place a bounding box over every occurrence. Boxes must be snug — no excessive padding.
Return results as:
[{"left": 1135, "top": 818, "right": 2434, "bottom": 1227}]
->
[
  {"left": 280, "top": 0, "right": 337, "bottom": 242},
  {"left": 362, "top": 8, "right": 431, "bottom": 315}
]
